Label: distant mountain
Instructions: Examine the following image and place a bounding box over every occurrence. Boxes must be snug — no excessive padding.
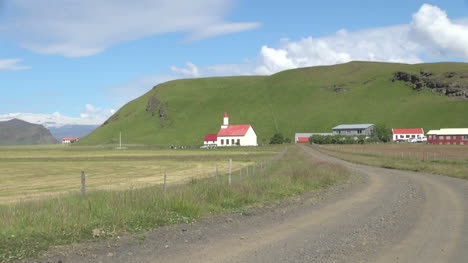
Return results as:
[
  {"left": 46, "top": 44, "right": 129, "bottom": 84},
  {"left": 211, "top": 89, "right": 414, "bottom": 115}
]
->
[
  {"left": 0, "top": 119, "right": 58, "bottom": 145},
  {"left": 48, "top": 125, "right": 98, "bottom": 141}
]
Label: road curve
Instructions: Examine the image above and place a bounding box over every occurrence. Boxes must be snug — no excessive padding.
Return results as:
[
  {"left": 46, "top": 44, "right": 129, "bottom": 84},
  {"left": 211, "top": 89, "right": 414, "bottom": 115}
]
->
[{"left": 43, "top": 145, "right": 468, "bottom": 263}]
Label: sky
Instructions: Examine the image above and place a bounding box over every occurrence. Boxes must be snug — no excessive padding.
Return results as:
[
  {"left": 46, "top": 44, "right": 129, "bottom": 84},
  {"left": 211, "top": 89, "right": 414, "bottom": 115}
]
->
[{"left": 1, "top": 0, "right": 468, "bottom": 126}]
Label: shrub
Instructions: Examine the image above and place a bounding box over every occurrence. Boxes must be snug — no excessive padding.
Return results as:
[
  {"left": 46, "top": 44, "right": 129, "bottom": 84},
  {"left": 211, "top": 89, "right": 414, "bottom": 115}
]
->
[{"left": 269, "top": 133, "right": 285, "bottom": 144}]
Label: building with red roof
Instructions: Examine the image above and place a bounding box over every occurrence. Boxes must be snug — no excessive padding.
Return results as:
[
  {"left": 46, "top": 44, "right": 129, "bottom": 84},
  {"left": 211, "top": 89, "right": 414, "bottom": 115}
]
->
[
  {"left": 203, "top": 134, "right": 218, "bottom": 146},
  {"left": 203, "top": 112, "right": 257, "bottom": 147},
  {"left": 392, "top": 128, "right": 425, "bottom": 142},
  {"left": 62, "top": 137, "right": 79, "bottom": 144}
]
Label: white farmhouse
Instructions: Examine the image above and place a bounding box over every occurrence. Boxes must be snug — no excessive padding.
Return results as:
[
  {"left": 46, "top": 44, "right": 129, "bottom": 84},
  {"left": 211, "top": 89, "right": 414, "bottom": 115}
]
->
[{"left": 204, "top": 112, "right": 257, "bottom": 147}]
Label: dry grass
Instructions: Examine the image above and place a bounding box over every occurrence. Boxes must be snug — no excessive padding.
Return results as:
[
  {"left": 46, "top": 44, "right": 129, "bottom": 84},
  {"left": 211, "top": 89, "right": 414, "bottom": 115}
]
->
[
  {"left": 0, "top": 146, "right": 276, "bottom": 203},
  {"left": 323, "top": 144, "right": 468, "bottom": 160},
  {"left": 314, "top": 144, "right": 468, "bottom": 179}
]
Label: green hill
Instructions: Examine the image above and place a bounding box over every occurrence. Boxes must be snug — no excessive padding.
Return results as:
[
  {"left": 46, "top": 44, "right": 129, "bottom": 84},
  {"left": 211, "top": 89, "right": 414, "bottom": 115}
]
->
[
  {"left": 0, "top": 119, "right": 58, "bottom": 145},
  {"left": 80, "top": 61, "right": 468, "bottom": 146}
]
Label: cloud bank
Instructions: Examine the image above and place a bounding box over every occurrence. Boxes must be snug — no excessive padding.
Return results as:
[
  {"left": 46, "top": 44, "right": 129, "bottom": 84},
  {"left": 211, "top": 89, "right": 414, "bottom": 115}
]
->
[
  {"left": 0, "top": 58, "right": 30, "bottom": 70},
  {"left": 170, "top": 4, "right": 468, "bottom": 76},
  {"left": 2, "top": 0, "right": 260, "bottom": 57},
  {"left": 0, "top": 105, "right": 115, "bottom": 127}
]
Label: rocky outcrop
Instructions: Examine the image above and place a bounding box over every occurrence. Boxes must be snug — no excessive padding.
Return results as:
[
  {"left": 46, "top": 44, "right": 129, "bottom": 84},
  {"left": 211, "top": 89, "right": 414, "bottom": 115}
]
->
[
  {"left": 392, "top": 71, "right": 468, "bottom": 99},
  {"left": 158, "top": 104, "right": 168, "bottom": 128},
  {"left": 145, "top": 94, "right": 168, "bottom": 127},
  {"left": 145, "top": 95, "right": 160, "bottom": 112}
]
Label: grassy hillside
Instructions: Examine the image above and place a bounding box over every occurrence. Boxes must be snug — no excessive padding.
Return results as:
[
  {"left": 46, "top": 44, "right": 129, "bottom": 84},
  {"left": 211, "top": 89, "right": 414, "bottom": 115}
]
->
[
  {"left": 80, "top": 61, "right": 468, "bottom": 146},
  {"left": 0, "top": 119, "right": 58, "bottom": 145}
]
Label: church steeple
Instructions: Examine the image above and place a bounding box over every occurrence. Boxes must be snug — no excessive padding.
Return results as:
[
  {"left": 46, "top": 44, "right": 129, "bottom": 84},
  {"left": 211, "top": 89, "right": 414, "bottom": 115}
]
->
[{"left": 221, "top": 112, "right": 229, "bottom": 129}]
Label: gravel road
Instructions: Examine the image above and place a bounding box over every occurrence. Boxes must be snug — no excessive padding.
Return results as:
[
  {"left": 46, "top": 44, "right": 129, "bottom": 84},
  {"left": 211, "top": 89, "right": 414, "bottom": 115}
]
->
[{"left": 41, "top": 145, "right": 468, "bottom": 263}]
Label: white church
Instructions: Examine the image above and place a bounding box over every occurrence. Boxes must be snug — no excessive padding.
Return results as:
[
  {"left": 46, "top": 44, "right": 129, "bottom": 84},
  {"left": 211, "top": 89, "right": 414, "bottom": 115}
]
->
[{"left": 203, "top": 112, "right": 257, "bottom": 147}]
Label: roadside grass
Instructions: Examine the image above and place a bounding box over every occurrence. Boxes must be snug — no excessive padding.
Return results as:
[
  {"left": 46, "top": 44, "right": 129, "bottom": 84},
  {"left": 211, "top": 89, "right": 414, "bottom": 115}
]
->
[
  {"left": 0, "top": 145, "right": 349, "bottom": 261},
  {"left": 313, "top": 145, "right": 468, "bottom": 179}
]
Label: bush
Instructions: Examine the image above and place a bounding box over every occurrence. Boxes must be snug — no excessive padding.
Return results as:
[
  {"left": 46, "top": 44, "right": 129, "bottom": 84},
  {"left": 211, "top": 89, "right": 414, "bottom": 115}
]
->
[
  {"left": 269, "top": 133, "right": 285, "bottom": 144},
  {"left": 310, "top": 134, "right": 376, "bottom": 145},
  {"left": 373, "top": 124, "right": 392, "bottom": 142}
]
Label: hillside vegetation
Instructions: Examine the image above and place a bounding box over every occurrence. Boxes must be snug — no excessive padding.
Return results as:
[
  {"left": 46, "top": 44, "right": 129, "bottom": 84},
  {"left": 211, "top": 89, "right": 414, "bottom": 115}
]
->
[
  {"left": 0, "top": 119, "right": 57, "bottom": 145},
  {"left": 80, "top": 61, "right": 468, "bottom": 146}
]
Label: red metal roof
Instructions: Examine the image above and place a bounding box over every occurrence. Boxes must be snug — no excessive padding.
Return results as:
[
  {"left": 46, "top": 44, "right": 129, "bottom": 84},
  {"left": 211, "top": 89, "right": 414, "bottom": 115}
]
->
[
  {"left": 392, "top": 128, "right": 424, "bottom": 134},
  {"left": 297, "top": 137, "right": 309, "bottom": 142},
  {"left": 224, "top": 112, "right": 228, "bottom": 117},
  {"left": 204, "top": 134, "right": 217, "bottom": 141},
  {"left": 62, "top": 137, "right": 79, "bottom": 141},
  {"left": 217, "top": 125, "right": 251, "bottom": 136}
]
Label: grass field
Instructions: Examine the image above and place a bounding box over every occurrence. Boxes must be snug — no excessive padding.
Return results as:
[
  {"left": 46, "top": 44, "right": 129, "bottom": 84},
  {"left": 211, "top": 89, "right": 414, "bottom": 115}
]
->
[
  {"left": 0, "top": 145, "right": 350, "bottom": 261},
  {"left": 314, "top": 144, "right": 468, "bottom": 179},
  {"left": 0, "top": 145, "right": 278, "bottom": 203},
  {"left": 80, "top": 61, "right": 468, "bottom": 146}
]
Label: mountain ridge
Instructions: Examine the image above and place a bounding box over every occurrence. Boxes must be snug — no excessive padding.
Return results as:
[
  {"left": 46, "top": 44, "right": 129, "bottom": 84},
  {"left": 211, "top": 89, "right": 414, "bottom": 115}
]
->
[
  {"left": 79, "top": 61, "right": 468, "bottom": 146},
  {"left": 0, "top": 119, "right": 58, "bottom": 145}
]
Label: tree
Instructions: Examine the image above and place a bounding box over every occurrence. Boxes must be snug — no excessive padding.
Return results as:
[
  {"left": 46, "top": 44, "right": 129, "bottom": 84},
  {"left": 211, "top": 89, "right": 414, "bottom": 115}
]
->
[
  {"left": 269, "top": 133, "right": 285, "bottom": 144},
  {"left": 373, "top": 124, "right": 392, "bottom": 142}
]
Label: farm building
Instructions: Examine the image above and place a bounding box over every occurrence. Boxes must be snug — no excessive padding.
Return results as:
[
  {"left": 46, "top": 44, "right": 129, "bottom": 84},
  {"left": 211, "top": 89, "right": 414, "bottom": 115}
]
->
[
  {"left": 427, "top": 129, "right": 468, "bottom": 145},
  {"left": 295, "top": 133, "right": 333, "bottom": 143},
  {"left": 332, "top": 124, "right": 374, "bottom": 136},
  {"left": 62, "top": 137, "right": 79, "bottom": 144},
  {"left": 392, "top": 128, "right": 425, "bottom": 142},
  {"left": 203, "top": 112, "right": 257, "bottom": 147}
]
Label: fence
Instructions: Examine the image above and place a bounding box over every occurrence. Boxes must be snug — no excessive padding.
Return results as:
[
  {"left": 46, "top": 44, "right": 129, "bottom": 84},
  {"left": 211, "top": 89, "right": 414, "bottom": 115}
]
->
[{"left": 79, "top": 147, "right": 288, "bottom": 197}]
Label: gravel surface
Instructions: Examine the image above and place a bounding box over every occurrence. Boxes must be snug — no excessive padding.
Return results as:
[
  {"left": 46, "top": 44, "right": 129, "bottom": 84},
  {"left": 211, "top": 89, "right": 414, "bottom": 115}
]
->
[{"left": 35, "top": 145, "right": 468, "bottom": 263}]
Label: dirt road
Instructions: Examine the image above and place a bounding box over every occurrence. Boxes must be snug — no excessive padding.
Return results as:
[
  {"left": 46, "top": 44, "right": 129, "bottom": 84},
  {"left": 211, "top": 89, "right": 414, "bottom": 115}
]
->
[{"left": 42, "top": 145, "right": 468, "bottom": 263}]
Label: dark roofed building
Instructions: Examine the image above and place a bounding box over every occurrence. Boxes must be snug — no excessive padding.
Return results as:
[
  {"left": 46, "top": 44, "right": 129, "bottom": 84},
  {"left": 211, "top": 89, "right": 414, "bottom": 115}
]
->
[{"left": 332, "top": 124, "right": 374, "bottom": 136}]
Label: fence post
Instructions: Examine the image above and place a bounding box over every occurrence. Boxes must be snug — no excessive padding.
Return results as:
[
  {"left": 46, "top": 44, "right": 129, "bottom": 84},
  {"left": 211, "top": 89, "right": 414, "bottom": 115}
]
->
[
  {"left": 163, "top": 169, "right": 167, "bottom": 193},
  {"left": 228, "top": 159, "right": 232, "bottom": 185},
  {"left": 81, "top": 171, "right": 86, "bottom": 197},
  {"left": 239, "top": 168, "right": 242, "bottom": 182}
]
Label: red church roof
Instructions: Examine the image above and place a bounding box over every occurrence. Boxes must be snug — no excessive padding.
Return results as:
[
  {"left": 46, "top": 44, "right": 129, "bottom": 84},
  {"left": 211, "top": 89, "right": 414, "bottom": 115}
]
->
[
  {"left": 218, "top": 125, "right": 251, "bottom": 136},
  {"left": 204, "top": 134, "right": 218, "bottom": 141},
  {"left": 392, "top": 128, "right": 424, "bottom": 134}
]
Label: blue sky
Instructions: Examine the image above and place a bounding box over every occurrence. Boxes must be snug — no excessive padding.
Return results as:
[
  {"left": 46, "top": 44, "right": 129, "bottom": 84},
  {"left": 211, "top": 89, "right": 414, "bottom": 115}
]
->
[{"left": 1, "top": 0, "right": 468, "bottom": 126}]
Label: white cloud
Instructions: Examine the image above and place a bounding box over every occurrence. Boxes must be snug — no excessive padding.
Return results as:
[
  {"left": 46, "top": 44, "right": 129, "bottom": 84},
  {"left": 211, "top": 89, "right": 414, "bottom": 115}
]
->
[
  {"left": 254, "top": 25, "right": 424, "bottom": 75},
  {"left": 3, "top": 0, "right": 259, "bottom": 57},
  {"left": 170, "top": 62, "right": 200, "bottom": 77},
  {"left": 187, "top": 22, "right": 261, "bottom": 41},
  {"left": 0, "top": 58, "right": 30, "bottom": 70},
  {"left": 169, "top": 4, "right": 468, "bottom": 76},
  {"left": 0, "top": 105, "right": 115, "bottom": 127},
  {"left": 410, "top": 4, "right": 468, "bottom": 59},
  {"left": 168, "top": 25, "right": 424, "bottom": 77}
]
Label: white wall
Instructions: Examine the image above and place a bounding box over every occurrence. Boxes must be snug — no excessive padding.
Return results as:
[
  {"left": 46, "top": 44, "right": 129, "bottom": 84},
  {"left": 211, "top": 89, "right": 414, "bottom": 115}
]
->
[
  {"left": 217, "top": 126, "right": 257, "bottom": 146},
  {"left": 392, "top": 133, "right": 424, "bottom": 141}
]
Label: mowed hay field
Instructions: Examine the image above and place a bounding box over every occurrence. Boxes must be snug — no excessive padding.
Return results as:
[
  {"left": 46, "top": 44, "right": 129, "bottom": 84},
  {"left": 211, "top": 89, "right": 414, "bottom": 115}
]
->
[
  {"left": 0, "top": 145, "right": 278, "bottom": 204},
  {"left": 315, "top": 144, "right": 468, "bottom": 179}
]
